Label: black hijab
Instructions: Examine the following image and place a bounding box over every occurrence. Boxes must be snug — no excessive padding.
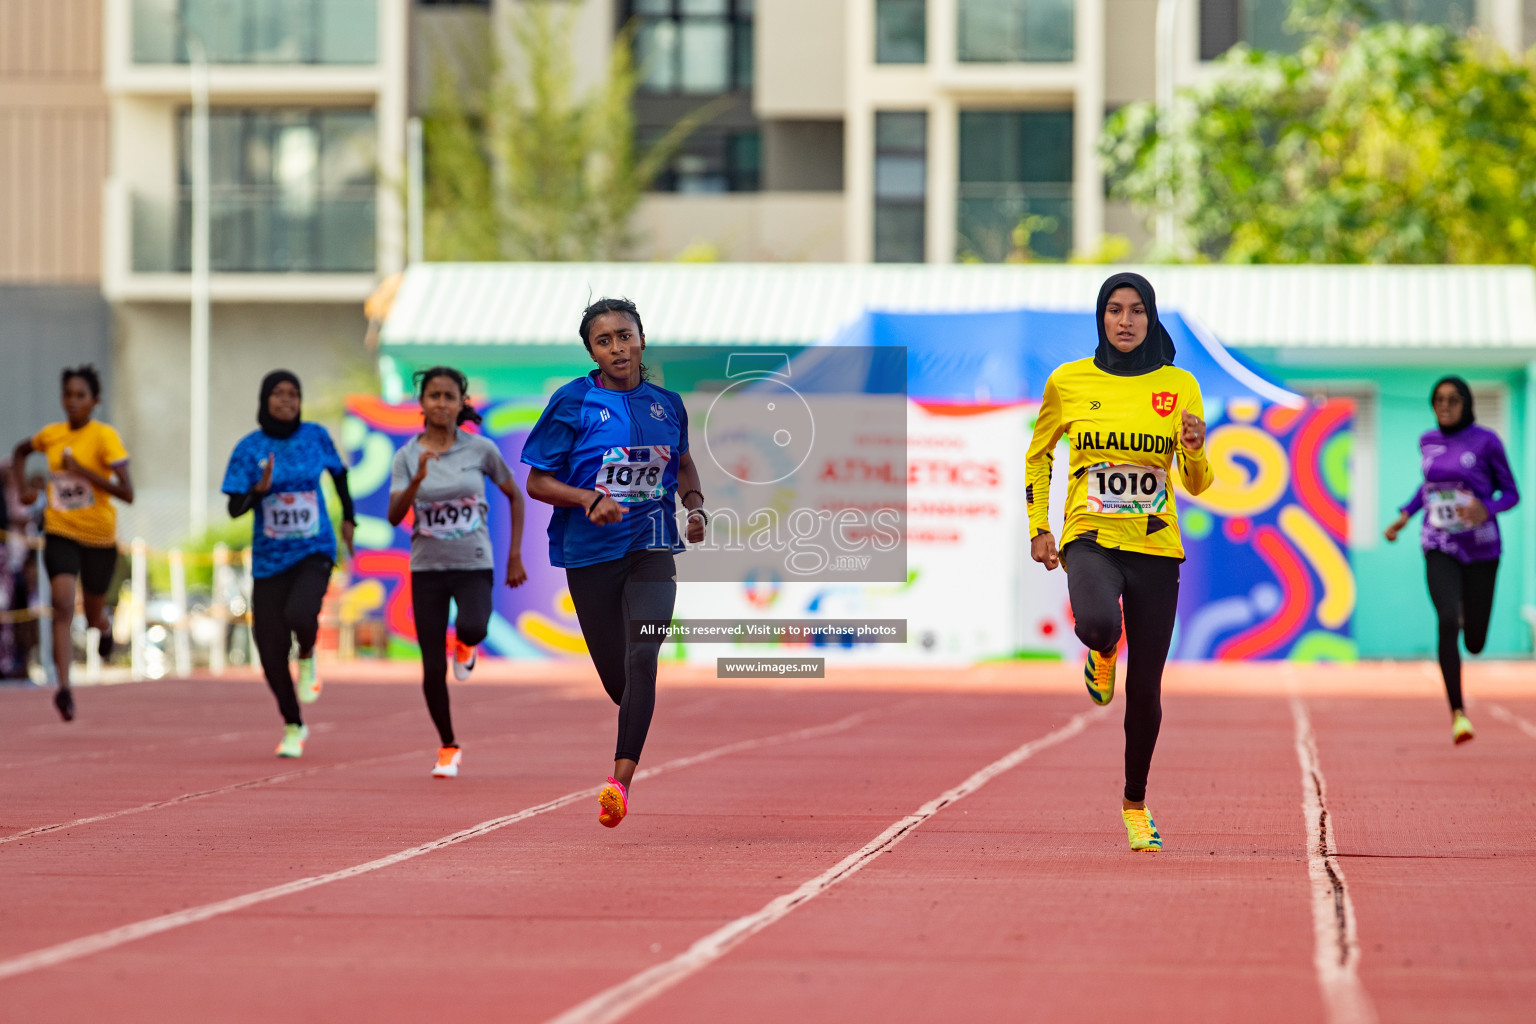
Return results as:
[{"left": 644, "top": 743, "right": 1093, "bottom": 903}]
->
[
  {"left": 1430, "top": 375, "right": 1475, "bottom": 434},
  {"left": 258, "top": 370, "right": 303, "bottom": 440},
  {"left": 1094, "top": 272, "right": 1177, "bottom": 376}
]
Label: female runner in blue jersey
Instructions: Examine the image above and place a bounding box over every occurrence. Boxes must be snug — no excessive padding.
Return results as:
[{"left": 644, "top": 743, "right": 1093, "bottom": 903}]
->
[
  {"left": 223, "top": 371, "right": 354, "bottom": 758},
  {"left": 522, "top": 298, "right": 706, "bottom": 828}
]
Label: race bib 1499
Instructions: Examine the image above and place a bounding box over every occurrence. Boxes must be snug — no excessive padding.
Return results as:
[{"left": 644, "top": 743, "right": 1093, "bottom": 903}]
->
[
  {"left": 415, "top": 496, "right": 482, "bottom": 540},
  {"left": 1086, "top": 463, "right": 1169, "bottom": 515}
]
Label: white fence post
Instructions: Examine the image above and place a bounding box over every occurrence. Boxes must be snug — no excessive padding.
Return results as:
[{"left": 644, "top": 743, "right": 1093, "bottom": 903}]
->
[
  {"left": 242, "top": 547, "right": 257, "bottom": 668},
  {"left": 211, "top": 542, "right": 230, "bottom": 675},
  {"left": 35, "top": 540, "right": 54, "bottom": 685},
  {"left": 130, "top": 538, "right": 147, "bottom": 681},
  {"left": 169, "top": 548, "right": 192, "bottom": 678}
]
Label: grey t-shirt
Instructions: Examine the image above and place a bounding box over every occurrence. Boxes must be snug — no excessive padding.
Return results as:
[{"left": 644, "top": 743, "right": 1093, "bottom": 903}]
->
[{"left": 391, "top": 431, "right": 513, "bottom": 571}]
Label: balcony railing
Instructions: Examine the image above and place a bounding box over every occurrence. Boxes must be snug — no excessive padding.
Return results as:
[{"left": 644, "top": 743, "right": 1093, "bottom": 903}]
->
[
  {"left": 131, "top": 188, "right": 376, "bottom": 273},
  {"left": 956, "top": 183, "right": 1072, "bottom": 263},
  {"left": 132, "top": 0, "right": 378, "bottom": 65},
  {"left": 957, "top": 0, "right": 1074, "bottom": 63}
]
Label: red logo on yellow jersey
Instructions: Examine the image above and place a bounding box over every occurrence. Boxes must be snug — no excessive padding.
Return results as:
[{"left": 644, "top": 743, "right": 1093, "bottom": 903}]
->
[{"left": 1151, "top": 392, "right": 1178, "bottom": 417}]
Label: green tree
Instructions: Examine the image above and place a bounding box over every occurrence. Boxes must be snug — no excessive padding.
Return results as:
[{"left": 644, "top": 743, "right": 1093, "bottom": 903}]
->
[
  {"left": 1101, "top": 2, "right": 1536, "bottom": 264},
  {"left": 422, "top": 1, "right": 721, "bottom": 262}
]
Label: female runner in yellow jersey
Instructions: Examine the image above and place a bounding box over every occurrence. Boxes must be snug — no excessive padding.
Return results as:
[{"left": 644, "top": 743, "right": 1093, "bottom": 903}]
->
[{"left": 1026, "top": 272, "right": 1212, "bottom": 852}]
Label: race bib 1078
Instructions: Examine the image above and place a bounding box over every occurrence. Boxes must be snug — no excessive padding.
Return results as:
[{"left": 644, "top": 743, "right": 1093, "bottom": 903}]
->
[
  {"left": 1086, "top": 463, "right": 1169, "bottom": 515},
  {"left": 595, "top": 445, "right": 671, "bottom": 506},
  {"left": 262, "top": 491, "right": 321, "bottom": 540},
  {"left": 415, "top": 496, "right": 482, "bottom": 540}
]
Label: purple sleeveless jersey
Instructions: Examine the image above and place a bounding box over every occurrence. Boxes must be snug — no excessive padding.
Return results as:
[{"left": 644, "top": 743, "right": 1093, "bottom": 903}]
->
[{"left": 1399, "top": 423, "right": 1519, "bottom": 564}]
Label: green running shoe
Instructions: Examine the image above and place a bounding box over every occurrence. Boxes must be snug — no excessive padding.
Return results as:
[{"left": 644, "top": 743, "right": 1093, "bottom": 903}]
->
[
  {"left": 1122, "top": 806, "right": 1162, "bottom": 852},
  {"left": 1084, "top": 647, "right": 1117, "bottom": 706},
  {"left": 275, "top": 724, "right": 308, "bottom": 758}
]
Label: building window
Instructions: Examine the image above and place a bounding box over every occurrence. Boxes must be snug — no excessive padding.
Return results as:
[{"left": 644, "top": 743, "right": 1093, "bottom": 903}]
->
[
  {"left": 131, "top": 0, "right": 378, "bottom": 65},
  {"left": 957, "top": 110, "right": 1072, "bottom": 262},
  {"left": 876, "top": 0, "right": 927, "bottom": 63},
  {"left": 629, "top": 0, "right": 754, "bottom": 95},
  {"left": 957, "top": 0, "right": 1074, "bottom": 63},
  {"left": 145, "top": 109, "right": 377, "bottom": 273},
  {"left": 874, "top": 111, "right": 927, "bottom": 263},
  {"left": 1199, "top": 0, "right": 1475, "bottom": 59},
  {"left": 649, "top": 129, "right": 761, "bottom": 192}
]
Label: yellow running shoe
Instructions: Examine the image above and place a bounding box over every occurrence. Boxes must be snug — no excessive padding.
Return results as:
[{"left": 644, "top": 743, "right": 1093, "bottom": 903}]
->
[
  {"left": 598, "top": 777, "right": 628, "bottom": 828},
  {"left": 1122, "top": 806, "right": 1162, "bottom": 852},
  {"left": 1452, "top": 711, "right": 1475, "bottom": 745},
  {"left": 1084, "top": 647, "right": 1117, "bottom": 706}
]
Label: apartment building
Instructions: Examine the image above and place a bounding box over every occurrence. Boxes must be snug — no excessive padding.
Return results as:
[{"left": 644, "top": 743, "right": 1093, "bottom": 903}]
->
[
  {"left": 101, "top": 0, "right": 408, "bottom": 539},
  {"left": 567, "top": 0, "right": 1536, "bottom": 264},
  {"left": 0, "top": 0, "right": 114, "bottom": 448}
]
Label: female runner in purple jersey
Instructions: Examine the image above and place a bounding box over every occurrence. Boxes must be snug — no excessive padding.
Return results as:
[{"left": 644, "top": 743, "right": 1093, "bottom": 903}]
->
[{"left": 1385, "top": 376, "right": 1520, "bottom": 744}]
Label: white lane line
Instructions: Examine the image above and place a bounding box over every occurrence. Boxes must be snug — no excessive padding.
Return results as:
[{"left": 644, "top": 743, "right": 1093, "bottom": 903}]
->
[
  {"left": 543, "top": 707, "right": 1105, "bottom": 1024},
  {"left": 0, "top": 692, "right": 735, "bottom": 846},
  {"left": 0, "top": 748, "right": 434, "bottom": 846},
  {"left": 1487, "top": 703, "right": 1536, "bottom": 741},
  {"left": 1290, "top": 697, "right": 1378, "bottom": 1024},
  {"left": 0, "top": 708, "right": 882, "bottom": 982}
]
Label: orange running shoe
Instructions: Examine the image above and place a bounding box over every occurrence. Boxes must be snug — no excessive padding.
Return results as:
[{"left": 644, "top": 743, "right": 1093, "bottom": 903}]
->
[
  {"left": 597, "top": 776, "right": 628, "bottom": 828},
  {"left": 451, "top": 640, "right": 478, "bottom": 681},
  {"left": 432, "top": 746, "right": 462, "bottom": 778}
]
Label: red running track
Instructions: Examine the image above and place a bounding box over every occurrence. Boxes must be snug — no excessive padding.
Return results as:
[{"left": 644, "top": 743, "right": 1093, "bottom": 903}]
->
[{"left": 0, "top": 663, "right": 1533, "bottom": 1023}]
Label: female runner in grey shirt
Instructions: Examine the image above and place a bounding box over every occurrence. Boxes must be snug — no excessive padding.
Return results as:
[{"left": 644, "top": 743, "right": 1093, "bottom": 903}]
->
[{"left": 389, "top": 367, "right": 527, "bottom": 778}]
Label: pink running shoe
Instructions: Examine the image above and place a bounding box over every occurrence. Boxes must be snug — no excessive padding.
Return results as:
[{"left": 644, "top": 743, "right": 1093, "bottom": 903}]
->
[{"left": 597, "top": 776, "right": 628, "bottom": 828}]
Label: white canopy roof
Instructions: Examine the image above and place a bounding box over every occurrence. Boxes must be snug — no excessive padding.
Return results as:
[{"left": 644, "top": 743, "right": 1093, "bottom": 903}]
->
[{"left": 379, "top": 262, "right": 1536, "bottom": 354}]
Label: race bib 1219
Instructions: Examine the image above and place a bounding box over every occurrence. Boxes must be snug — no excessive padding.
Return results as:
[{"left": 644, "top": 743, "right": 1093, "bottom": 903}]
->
[{"left": 262, "top": 491, "right": 321, "bottom": 540}]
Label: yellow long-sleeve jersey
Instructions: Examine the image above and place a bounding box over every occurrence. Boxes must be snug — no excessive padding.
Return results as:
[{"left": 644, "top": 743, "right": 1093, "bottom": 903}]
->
[{"left": 1026, "top": 358, "right": 1213, "bottom": 560}]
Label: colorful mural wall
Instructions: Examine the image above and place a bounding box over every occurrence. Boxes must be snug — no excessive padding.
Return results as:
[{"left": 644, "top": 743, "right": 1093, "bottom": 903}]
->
[
  {"left": 1173, "top": 398, "right": 1357, "bottom": 661},
  {"left": 340, "top": 397, "right": 587, "bottom": 660},
  {"left": 340, "top": 395, "right": 1357, "bottom": 663}
]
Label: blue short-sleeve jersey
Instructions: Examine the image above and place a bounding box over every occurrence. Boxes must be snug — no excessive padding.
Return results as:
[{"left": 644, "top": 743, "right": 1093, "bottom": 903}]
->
[
  {"left": 521, "top": 372, "right": 690, "bottom": 568},
  {"left": 222, "top": 422, "right": 344, "bottom": 578}
]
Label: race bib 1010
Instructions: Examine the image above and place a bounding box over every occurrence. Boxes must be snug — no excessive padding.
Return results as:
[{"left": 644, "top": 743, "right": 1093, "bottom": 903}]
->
[
  {"left": 595, "top": 445, "right": 671, "bottom": 506},
  {"left": 262, "top": 491, "right": 321, "bottom": 540},
  {"left": 415, "top": 495, "right": 482, "bottom": 540},
  {"left": 1425, "top": 486, "right": 1474, "bottom": 534},
  {"left": 1086, "top": 463, "right": 1169, "bottom": 515}
]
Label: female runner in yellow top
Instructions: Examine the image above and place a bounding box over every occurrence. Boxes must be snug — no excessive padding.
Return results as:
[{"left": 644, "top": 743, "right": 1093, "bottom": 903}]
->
[
  {"left": 9, "top": 365, "right": 134, "bottom": 721},
  {"left": 1026, "top": 273, "right": 1212, "bottom": 852}
]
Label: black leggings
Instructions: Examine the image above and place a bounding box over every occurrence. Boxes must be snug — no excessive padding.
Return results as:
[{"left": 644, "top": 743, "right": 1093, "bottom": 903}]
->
[
  {"left": 566, "top": 549, "right": 677, "bottom": 764},
  {"left": 1425, "top": 551, "right": 1499, "bottom": 714},
  {"left": 1063, "top": 539, "right": 1181, "bottom": 804},
  {"left": 411, "top": 569, "right": 494, "bottom": 748},
  {"left": 251, "top": 554, "right": 332, "bottom": 726}
]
